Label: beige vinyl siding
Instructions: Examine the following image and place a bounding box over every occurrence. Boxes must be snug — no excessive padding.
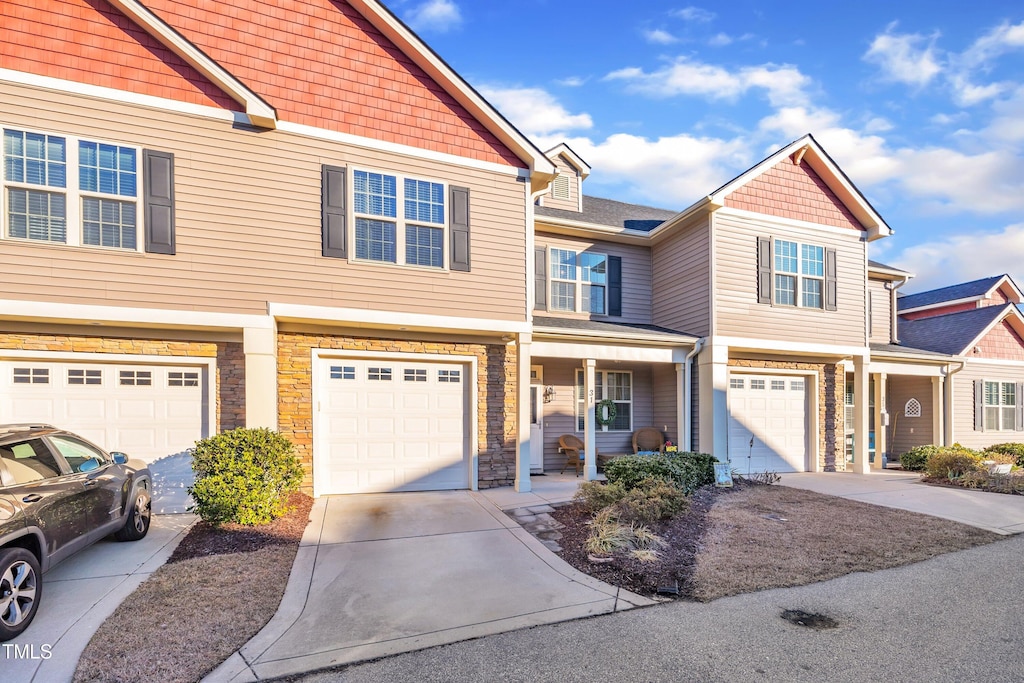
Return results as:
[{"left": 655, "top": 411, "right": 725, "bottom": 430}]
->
[
  {"left": 541, "top": 154, "right": 580, "bottom": 213},
  {"left": 712, "top": 211, "right": 866, "bottom": 346},
  {"left": 868, "top": 278, "right": 892, "bottom": 344},
  {"left": 0, "top": 82, "right": 527, "bottom": 321},
  {"left": 535, "top": 358, "right": 656, "bottom": 472},
  {"left": 952, "top": 361, "right": 1024, "bottom": 450},
  {"left": 535, "top": 232, "right": 652, "bottom": 324},
  {"left": 651, "top": 366, "right": 678, "bottom": 445},
  {"left": 651, "top": 218, "right": 711, "bottom": 337},
  {"left": 887, "top": 376, "right": 935, "bottom": 456}
]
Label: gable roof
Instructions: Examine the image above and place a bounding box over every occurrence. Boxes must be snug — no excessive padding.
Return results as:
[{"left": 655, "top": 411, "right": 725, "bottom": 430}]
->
[
  {"left": 897, "top": 305, "right": 1017, "bottom": 356},
  {"left": 546, "top": 143, "right": 591, "bottom": 178},
  {"left": 897, "top": 274, "right": 1021, "bottom": 312},
  {"left": 535, "top": 195, "right": 677, "bottom": 233}
]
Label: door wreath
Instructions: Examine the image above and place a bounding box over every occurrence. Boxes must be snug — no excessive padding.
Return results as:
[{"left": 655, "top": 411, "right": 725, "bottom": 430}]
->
[{"left": 595, "top": 399, "right": 617, "bottom": 427}]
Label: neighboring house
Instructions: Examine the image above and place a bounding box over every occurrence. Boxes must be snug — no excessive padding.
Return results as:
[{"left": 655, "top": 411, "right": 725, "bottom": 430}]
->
[{"left": 0, "top": 0, "right": 556, "bottom": 505}]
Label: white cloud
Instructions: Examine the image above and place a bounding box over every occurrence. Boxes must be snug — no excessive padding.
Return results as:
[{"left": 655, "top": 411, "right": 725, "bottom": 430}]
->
[
  {"left": 478, "top": 85, "right": 592, "bottom": 136},
  {"left": 554, "top": 76, "right": 586, "bottom": 87},
  {"left": 605, "top": 58, "right": 811, "bottom": 108},
  {"left": 671, "top": 7, "right": 716, "bottom": 23},
  {"left": 863, "top": 25, "right": 943, "bottom": 87},
  {"left": 403, "top": 0, "right": 462, "bottom": 33},
  {"left": 708, "top": 32, "right": 733, "bottom": 47},
  {"left": 644, "top": 29, "right": 678, "bottom": 45},
  {"left": 960, "top": 20, "right": 1024, "bottom": 68},
  {"left": 890, "top": 223, "right": 1024, "bottom": 292}
]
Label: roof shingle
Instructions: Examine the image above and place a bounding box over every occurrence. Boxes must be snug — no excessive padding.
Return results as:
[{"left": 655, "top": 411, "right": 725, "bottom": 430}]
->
[
  {"left": 535, "top": 195, "right": 677, "bottom": 232},
  {"left": 897, "top": 275, "right": 1005, "bottom": 311},
  {"left": 897, "top": 305, "right": 1010, "bottom": 355}
]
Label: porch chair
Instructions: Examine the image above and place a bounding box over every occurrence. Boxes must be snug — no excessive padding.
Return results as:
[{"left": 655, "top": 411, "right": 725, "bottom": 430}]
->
[
  {"left": 558, "top": 434, "right": 597, "bottom": 476},
  {"left": 632, "top": 427, "right": 665, "bottom": 454}
]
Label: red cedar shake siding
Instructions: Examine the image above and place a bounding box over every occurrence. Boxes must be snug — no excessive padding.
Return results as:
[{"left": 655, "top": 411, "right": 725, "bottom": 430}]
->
[
  {"left": 976, "top": 320, "right": 1024, "bottom": 361},
  {"left": 724, "top": 159, "right": 865, "bottom": 231}
]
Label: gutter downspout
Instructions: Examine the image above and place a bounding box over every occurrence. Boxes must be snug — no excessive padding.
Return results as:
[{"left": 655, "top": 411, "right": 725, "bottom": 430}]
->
[
  {"left": 683, "top": 338, "right": 706, "bottom": 452},
  {"left": 888, "top": 276, "right": 911, "bottom": 344}
]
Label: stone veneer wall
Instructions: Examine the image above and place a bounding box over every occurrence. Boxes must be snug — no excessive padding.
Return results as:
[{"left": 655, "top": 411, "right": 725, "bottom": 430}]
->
[
  {"left": 277, "top": 333, "right": 517, "bottom": 491},
  {"left": 0, "top": 332, "right": 246, "bottom": 432},
  {"left": 728, "top": 358, "right": 844, "bottom": 471}
]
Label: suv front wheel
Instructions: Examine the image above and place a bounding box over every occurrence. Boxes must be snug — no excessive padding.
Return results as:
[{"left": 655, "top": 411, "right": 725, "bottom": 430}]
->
[{"left": 0, "top": 547, "right": 41, "bottom": 642}]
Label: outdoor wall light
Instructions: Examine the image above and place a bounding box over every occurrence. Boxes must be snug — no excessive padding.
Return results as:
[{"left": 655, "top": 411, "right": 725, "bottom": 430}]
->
[{"left": 543, "top": 385, "right": 555, "bottom": 402}]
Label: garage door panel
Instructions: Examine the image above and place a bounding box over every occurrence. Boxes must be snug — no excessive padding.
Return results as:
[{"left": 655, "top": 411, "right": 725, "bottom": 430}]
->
[
  {"left": 728, "top": 373, "right": 807, "bottom": 473},
  {"left": 318, "top": 357, "right": 470, "bottom": 494},
  {"left": 64, "top": 399, "right": 105, "bottom": 419}
]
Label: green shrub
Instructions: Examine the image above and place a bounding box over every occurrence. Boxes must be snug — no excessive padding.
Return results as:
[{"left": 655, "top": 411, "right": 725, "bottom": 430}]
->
[
  {"left": 984, "top": 443, "right": 1024, "bottom": 468},
  {"left": 188, "top": 427, "right": 303, "bottom": 526},
  {"left": 573, "top": 480, "right": 627, "bottom": 513},
  {"left": 603, "top": 451, "right": 716, "bottom": 494},
  {"left": 899, "top": 445, "right": 942, "bottom": 472},
  {"left": 613, "top": 478, "right": 689, "bottom": 524},
  {"left": 924, "top": 445, "right": 983, "bottom": 481}
]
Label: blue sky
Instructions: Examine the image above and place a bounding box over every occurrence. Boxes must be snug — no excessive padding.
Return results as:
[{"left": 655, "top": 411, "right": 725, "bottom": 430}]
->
[{"left": 387, "top": 0, "right": 1024, "bottom": 294}]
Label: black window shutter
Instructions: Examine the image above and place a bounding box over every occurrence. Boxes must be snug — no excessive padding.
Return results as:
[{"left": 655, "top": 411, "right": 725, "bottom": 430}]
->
[
  {"left": 143, "top": 149, "right": 175, "bottom": 255},
  {"left": 534, "top": 247, "right": 547, "bottom": 310},
  {"left": 1017, "top": 382, "right": 1024, "bottom": 431},
  {"left": 608, "top": 255, "right": 622, "bottom": 316},
  {"left": 975, "top": 380, "right": 985, "bottom": 431},
  {"left": 756, "top": 236, "right": 772, "bottom": 304},
  {"left": 321, "top": 165, "right": 347, "bottom": 258},
  {"left": 825, "top": 247, "right": 838, "bottom": 311},
  {"left": 449, "top": 185, "right": 470, "bottom": 271}
]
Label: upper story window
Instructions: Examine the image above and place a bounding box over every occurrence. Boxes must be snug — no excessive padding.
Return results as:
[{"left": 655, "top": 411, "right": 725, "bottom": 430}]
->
[
  {"left": 549, "top": 248, "right": 607, "bottom": 314},
  {"left": 774, "top": 239, "right": 824, "bottom": 308},
  {"left": 352, "top": 170, "right": 445, "bottom": 268},
  {"left": 3, "top": 127, "right": 140, "bottom": 250}
]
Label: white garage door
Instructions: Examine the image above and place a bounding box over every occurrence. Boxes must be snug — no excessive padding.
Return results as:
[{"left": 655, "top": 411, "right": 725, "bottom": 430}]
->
[
  {"left": 317, "top": 357, "right": 470, "bottom": 495},
  {"left": 727, "top": 374, "right": 807, "bottom": 473},
  {"left": 0, "top": 359, "right": 208, "bottom": 512}
]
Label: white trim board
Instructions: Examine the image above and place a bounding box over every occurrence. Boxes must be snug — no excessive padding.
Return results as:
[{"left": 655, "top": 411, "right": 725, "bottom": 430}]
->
[
  {"left": 0, "top": 298, "right": 271, "bottom": 331},
  {"left": 269, "top": 303, "right": 529, "bottom": 335}
]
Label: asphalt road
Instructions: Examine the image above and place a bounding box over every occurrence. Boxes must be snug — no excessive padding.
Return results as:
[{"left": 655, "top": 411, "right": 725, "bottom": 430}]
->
[{"left": 281, "top": 533, "right": 1024, "bottom": 683}]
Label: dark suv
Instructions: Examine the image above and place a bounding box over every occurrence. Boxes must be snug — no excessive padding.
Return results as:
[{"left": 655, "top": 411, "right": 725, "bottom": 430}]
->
[{"left": 0, "top": 425, "right": 152, "bottom": 641}]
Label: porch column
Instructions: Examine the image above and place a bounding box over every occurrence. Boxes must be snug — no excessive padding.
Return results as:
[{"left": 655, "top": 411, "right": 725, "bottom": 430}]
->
[
  {"left": 851, "top": 355, "right": 870, "bottom": 474},
  {"left": 243, "top": 324, "right": 277, "bottom": 430},
  {"left": 675, "top": 363, "right": 685, "bottom": 451},
  {"left": 943, "top": 368, "right": 955, "bottom": 446},
  {"left": 872, "top": 373, "right": 886, "bottom": 470},
  {"left": 932, "top": 375, "right": 945, "bottom": 446},
  {"left": 583, "top": 358, "right": 598, "bottom": 480},
  {"left": 697, "top": 340, "right": 729, "bottom": 462},
  {"left": 515, "top": 333, "right": 532, "bottom": 492}
]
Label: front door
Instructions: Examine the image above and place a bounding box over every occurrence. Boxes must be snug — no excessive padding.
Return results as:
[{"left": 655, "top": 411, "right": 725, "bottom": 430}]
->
[{"left": 529, "top": 385, "right": 544, "bottom": 472}]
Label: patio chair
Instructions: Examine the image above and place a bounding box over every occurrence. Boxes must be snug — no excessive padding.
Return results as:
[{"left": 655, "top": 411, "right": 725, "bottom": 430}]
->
[
  {"left": 632, "top": 427, "right": 665, "bottom": 454},
  {"left": 558, "top": 434, "right": 597, "bottom": 476}
]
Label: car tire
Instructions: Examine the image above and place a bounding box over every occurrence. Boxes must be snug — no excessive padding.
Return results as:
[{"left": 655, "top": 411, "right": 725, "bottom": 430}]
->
[
  {"left": 114, "top": 487, "right": 151, "bottom": 542},
  {"left": 0, "top": 547, "right": 42, "bottom": 642}
]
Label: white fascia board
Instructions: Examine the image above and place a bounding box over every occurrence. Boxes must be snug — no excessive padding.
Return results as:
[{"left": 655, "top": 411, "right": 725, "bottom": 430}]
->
[
  {"left": 987, "top": 274, "right": 1024, "bottom": 303},
  {"left": 105, "top": 0, "right": 277, "bottom": 129},
  {"left": 544, "top": 143, "right": 591, "bottom": 178},
  {"left": 713, "top": 207, "right": 869, "bottom": 241},
  {"left": 868, "top": 264, "right": 913, "bottom": 279},
  {"left": 346, "top": 0, "right": 555, "bottom": 189},
  {"left": 0, "top": 299, "right": 271, "bottom": 330},
  {"left": 866, "top": 360, "right": 947, "bottom": 376},
  {"left": 269, "top": 302, "right": 529, "bottom": 335},
  {"left": 897, "top": 295, "right": 984, "bottom": 315},
  {"left": 531, "top": 340, "right": 682, "bottom": 363},
  {"left": 963, "top": 357, "right": 1024, "bottom": 368},
  {"left": 533, "top": 327, "right": 696, "bottom": 346},
  {"left": 712, "top": 335, "right": 869, "bottom": 358},
  {"left": 647, "top": 197, "right": 719, "bottom": 242}
]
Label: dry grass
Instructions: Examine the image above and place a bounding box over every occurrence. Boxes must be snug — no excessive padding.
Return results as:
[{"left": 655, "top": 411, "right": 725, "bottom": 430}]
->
[{"left": 690, "top": 485, "right": 1001, "bottom": 602}]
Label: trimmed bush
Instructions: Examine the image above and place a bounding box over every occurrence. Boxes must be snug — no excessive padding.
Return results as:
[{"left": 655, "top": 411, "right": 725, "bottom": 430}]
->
[
  {"left": 573, "top": 480, "right": 627, "bottom": 514},
  {"left": 613, "top": 477, "right": 689, "bottom": 524},
  {"left": 984, "top": 443, "right": 1024, "bottom": 468},
  {"left": 924, "top": 444, "right": 984, "bottom": 481},
  {"left": 899, "top": 445, "right": 942, "bottom": 472},
  {"left": 188, "top": 428, "right": 303, "bottom": 526},
  {"left": 604, "top": 451, "right": 716, "bottom": 494}
]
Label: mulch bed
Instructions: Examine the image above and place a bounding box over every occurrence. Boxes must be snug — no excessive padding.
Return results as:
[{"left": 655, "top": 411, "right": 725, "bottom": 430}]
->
[
  {"left": 551, "top": 484, "right": 721, "bottom": 598},
  {"left": 169, "top": 491, "right": 313, "bottom": 561}
]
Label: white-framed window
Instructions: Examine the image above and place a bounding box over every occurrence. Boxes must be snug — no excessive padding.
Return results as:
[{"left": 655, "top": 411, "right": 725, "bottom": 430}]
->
[
  {"left": 2, "top": 126, "right": 141, "bottom": 250},
  {"left": 575, "top": 370, "right": 632, "bottom": 431},
  {"left": 352, "top": 169, "right": 445, "bottom": 268},
  {"left": 984, "top": 381, "right": 1016, "bottom": 431},
  {"left": 774, "top": 239, "right": 824, "bottom": 308},
  {"left": 549, "top": 248, "right": 608, "bottom": 314}
]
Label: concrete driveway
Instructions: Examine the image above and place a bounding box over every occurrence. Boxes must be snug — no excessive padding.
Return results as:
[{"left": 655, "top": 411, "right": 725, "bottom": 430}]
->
[
  {"left": 3, "top": 514, "right": 195, "bottom": 683},
  {"left": 781, "top": 470, "right": 1024, "bottom": 535},
  {"left": 206, "top": 488, "right": 653, "bottom": 682}
]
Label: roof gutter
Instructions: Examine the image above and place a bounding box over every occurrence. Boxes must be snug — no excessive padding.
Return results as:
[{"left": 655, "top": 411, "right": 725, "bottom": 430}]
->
[{"left": 532, "top": 326, "right": 697, "bottom": 346}]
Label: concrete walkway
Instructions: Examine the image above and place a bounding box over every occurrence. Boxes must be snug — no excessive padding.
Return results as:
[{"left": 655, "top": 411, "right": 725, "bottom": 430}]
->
[
  {"left": 781, "top": 470, "right": 1024, "bottom": 534},
  {"left": 4, "top": 514, "right": 196, "bottom": 683},
  {"left": 205, "top": 477, "right": 651, "bottom": 682}
]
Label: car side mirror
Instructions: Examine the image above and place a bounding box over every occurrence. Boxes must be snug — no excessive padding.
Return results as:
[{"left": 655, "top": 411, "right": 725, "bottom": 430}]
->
[{"left": 111, "top": 452, "right": 128, "bottom": 465}]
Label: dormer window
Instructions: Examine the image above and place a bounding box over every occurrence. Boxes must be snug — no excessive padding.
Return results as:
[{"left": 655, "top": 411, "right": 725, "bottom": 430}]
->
[{"left": 551, "top": 174, "right": 571, "bottom": 201}]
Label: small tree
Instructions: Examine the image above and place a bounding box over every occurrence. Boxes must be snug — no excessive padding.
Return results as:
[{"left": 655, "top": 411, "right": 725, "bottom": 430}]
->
[{"left": 188, "top": 428, "right": 303, "bottom": 526}]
